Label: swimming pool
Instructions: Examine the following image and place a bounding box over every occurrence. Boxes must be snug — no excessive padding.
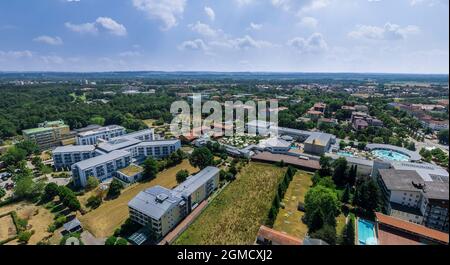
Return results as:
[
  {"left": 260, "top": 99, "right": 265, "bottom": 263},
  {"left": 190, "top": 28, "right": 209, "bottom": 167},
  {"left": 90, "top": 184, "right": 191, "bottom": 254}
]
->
[
  {"left": 371, "top": 149, "right": 410, "bottom": 162},
  {"left": 337, "top": 151, "right": 355, "bottom": 157},
  {"left": 358, "top": 218, "right": 377, "bottom": 245}
]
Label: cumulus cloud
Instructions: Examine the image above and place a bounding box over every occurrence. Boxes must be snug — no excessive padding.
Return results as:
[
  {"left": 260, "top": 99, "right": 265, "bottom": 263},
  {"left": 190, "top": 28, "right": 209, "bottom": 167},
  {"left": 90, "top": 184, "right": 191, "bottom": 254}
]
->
[
  {"left": 178, "top": 39, "right": 208, "bottom": 51},
  {"left": 349, "top": 23, "right": 420, "bottom": 40},
  {"left": 204, "top": 6, "right": 215, "bottom": 21},
  {"left": 288, "top": 33, "right": 328, "bottom": 54},
  {"left": 33, "top": 35, "right": 63, "bottom": 45},
  {"left": 248, "top": 22, "right": 263, "bottom": 30},
  {"left": 188, "top": 22, "right": 218, "bottom": 38},
  {"left": 95, "top": 17, "right": 127, "bottom": 36},
  {"left": 298, "top": 17, "right": 318, "bottom": 28},
  {"left": 132, "top": 0, "right": 186, "bottom": 30},
  {"left": 65, "top": 17, "right": 126, "bottom": 36},
  {"left": 119, "top": 51, "right": 141, "bottom": 57},
  {"left": 210, "top": 35, "right": 274, "bottom": 50}
]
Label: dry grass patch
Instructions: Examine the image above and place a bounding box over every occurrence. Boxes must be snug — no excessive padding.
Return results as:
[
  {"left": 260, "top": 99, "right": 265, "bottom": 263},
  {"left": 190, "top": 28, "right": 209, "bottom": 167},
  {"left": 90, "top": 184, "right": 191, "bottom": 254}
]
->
[
  {"left": 0, "top": 215, "right": 16, "bottom": 242},
  {"left": 78, "top": 159, "right": 198, "bottom": 238},
  {"left": 174, "top": 162, "right": 285, "bottom": 245},
  {"left": 273, "top": 171, "right": 313, "bottom": 239}
]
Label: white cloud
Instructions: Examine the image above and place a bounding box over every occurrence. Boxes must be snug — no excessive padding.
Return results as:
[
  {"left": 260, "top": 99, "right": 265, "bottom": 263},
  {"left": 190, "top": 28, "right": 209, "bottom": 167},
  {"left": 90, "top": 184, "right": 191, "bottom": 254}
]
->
[
  {"left": 298, "top": 17, "right": 318, "bottom": 28},
  {"left": 33, "top": 35, "right": 63, "bottom": 45},
  {"left": 178, "top": 39, "right": 208, "bottom": 51},
  {"left": 96, "top": 17, "right": 127, "bottom": 36},
  {"left": 235, "top": 0, "right": 254, "bottom": 6},
  {"left": 40, "top": 55, "right": 64, "bottom": 64},
  {"left": 248, "top": 22, "right": 263, "bottom": 30},
  {"left": 132, "top": 0, "right": 186, "bottom": 30},
  {"left": 271, "top": 0, "right": 292, "bottom": 11},
  {"left": 188, "top": 22, "right": 219, "bottom": 38},
  {"left": 204, "top": 6, "right": 215, "bottom": 21},
  {"left": 288, "top": 33, "right": 328, "bottom": 54},
  {"left": 410, "top": 0, "right": 440, "bottom": 6},
  {"left": 0, "top": 50, "right": 33, "bottom": 59},
  {"left": 119, "top": 51, "right": 141, "bottom": 57},
  {"left": 349, "top": 23, "right": 420, "bottom": 40},
  {"left": 210, "top": 35, "right": 274, "bottom": 50},
  {"left": 65, "top": 22, "right": 98, "bottom": 34},
  {"left": 299, "top": 0, "right": 331, "bottom": 13},
  {"left": 65, "top": 17, "right": 126, "bottom": 36}
]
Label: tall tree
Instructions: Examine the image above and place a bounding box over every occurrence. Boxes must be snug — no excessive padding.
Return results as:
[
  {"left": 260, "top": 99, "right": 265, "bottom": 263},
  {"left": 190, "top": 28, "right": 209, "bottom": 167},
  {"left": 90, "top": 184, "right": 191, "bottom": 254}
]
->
[
  {"left": 143, "top": 157, "right": 158, "bottom": 180},
  {"left": 189, "top": 147, "right": 213, "bottom": 170},
  {"left": 341, "top": 216, "right": 355, "bottom": 245},
  {"left": 332, "top": 157, "right": 348, "bottom": 187}
]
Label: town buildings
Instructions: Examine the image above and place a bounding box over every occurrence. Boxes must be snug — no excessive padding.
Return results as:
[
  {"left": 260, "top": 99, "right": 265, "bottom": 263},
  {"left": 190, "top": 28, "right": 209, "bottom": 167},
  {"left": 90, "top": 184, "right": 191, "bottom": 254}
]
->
[
  {"left": 351, "top": 112, "right": 383, "bottom": 130},
  {"left": 76, "top": 125, "right": 127, "bottom": 145},
  {"left": 128, "top": 166, "right": 220, "bottom": 239},
  {"left": 53, "top": 145, "right": 96, "bottom": 170}
]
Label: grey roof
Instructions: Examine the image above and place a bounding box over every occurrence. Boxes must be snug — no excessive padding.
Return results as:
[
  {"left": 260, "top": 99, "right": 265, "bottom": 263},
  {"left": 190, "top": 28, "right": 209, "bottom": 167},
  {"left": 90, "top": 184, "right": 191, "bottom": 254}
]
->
[
  {"left": 366, "top": 144, "right": 422, "bottom": 161},
  {"left": 303, "top": 237, "right": 329, "bottom": 245},
  {"left": 422, "top": 181, "right": 449, "bottom": 200},
  {"left": 110, "top": 129, "right": 153, "bottom": 141},
  {"left": 53, "top": 145, "right": 96, "bottom": 153},
  {"left": 378, "top": 169, "right": 424, "bottom": 191},
  {"left": 97, "top": 137, "right": 141, "bottom": 153},
  {"left": 77, "top": 124, "right": 125, "bottom": 137},
  {"left": 391, "top": 161, "right": 449, "bottom": 181},
  {"left": 134, "top": 139, "right": 180, "bottom": 147},
  {"left": 304, "top": 132, "right": 333, "bottom": 146},
  {"left": 74, "top": 124, "right": 102, "bottom": 133},
  {"left": 73, "top": 150, "right": 130, "bottom": 170},
  {"left": 128, "top": 186, "right": 183, "bottom": 220},
  {"left": 173, "top": 166, "right": 219, "bottom": 197},
  {"left": 63, "top": 218, "right": 82, "bottom": 231},
  {"left": 258, "top": 137, "right": 291, "bottom": 149}
]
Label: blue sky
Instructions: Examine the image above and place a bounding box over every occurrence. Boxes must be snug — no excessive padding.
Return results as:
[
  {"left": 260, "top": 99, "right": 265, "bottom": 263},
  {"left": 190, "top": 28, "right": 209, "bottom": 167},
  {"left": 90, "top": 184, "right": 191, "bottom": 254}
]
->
[{"left": 0, "top": 0, "right": 448, "bottom": 73}]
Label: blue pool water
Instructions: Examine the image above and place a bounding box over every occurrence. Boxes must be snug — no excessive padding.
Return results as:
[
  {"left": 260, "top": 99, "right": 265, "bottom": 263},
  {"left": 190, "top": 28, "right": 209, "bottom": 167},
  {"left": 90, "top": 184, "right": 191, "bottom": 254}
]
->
[
  {"left": 337, "top": 151, "right": 355, "bottom": 157},
  {"left": 358, "top": 219, "right": 377, "bottom": 245},
  {"left": 371, "top": 149, "right": 410, "bottom": 162}
]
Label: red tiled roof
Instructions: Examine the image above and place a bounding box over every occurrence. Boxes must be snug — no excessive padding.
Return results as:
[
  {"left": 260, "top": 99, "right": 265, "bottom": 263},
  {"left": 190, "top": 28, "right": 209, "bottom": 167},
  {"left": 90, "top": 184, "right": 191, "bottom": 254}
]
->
[
  {"left": 257, "top": 226, "right": 302, "bottom": 245},
  {"left": 375, "top": 212, "right": 449, "bottom": 244}
]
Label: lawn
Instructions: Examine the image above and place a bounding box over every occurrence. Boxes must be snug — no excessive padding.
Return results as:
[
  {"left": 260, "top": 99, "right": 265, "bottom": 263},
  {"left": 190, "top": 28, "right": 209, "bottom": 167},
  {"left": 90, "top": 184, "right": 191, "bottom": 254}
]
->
[
  {"left": 142, "top": 119, "right": 156, "bottom": 128},
  {"left": 174, "top": 162, "right": 286, "bottom": 245},
  {"left": 273, "top": 170, "right": 313, "bottom": 239},
  {"left": 78, "top": 159, "right": 198, "bottom": 238},
  {"left": 0, "top": 214, "right": 16, "bottom": 242}
]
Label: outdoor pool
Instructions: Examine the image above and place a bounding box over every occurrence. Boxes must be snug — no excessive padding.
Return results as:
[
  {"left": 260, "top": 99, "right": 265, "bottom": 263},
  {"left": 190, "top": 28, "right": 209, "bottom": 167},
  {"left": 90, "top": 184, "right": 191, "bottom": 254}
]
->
[
  {"left": 371, "top": 149, "right": 410, "bottom": 162},
  {"left": 357, "top": 218, "right": 377, "bottom": 245},
  {"left": 337, "top": 151, "right": 356, "bottom": 158}
]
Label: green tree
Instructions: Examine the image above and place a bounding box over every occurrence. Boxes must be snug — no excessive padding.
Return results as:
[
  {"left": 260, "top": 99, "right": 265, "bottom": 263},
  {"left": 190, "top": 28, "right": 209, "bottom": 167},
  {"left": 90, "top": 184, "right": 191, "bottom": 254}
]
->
[
  {"left": 176, "top": 169, "right": 189, "bottom": 184},
  {"left": 16, "top": 140, "right": 39, "bottom": 156},
  {"left": 107, "top": 179, "right": 124, "bottom": 199},
  {"left": 372, "top": 137, "right": 384, "bottom": 144},
  {"left": 105, "top": 236, "right": 117, "bottom": 245},
  {"left": 341, "top": 216, "right": 355, "bottom": 245},
  {"left": 42, "top": 182, "right": 59, "bottom": 201},
  {"left": 86, "top": 176, "right": 100, "bottom": 191},
  {"left": 89, "top": 116, "right": 106, "bottom": 126},
  {"left": 310, "top": 225, "right": 337, "bottom": 245},
  {"left": 18, "top": 231, "right": 33, "bottom": 244},
  {"left": 0, "top": 187, "right": 5, "bottom": 199},
  {"left": 332, "top": 157, "right": 348, "bottom": 187},
  {"left": 318, "top": 155, "right": 332, "bottom": 177},
  {"left": 2, "top": 146, "right": 27, "bottom": 166},
  {"left": 309, "top": 209, "right": 324, "bottom": 233},
  {"left": 87, "top": 195, "right": 102, "bottom": 209},
  {"left": 115, "top": 238, "right": 128, "bottom": 245},
  {"left": 342, "top": 184, "right": 351, "bottom": 204},
  {"left": 304, "top": 185, "right": 340, "bottom": 229},
  {"left": 353, "top": 178, "right": 380, "bottom": 212},
  {"left": 189, "top": 147, "right": 214, "bottom": 170},
  {"left": 438, "top": 129, "right": 449, "bottom": 145},
  {"left": 143, "top": 157, "right": 158, "bottom": 180}
]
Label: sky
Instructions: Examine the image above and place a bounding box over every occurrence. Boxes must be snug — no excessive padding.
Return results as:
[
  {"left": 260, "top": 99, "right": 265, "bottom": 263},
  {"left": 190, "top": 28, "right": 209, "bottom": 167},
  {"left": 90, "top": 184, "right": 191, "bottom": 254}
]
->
[{"left": 0, "top": 0, "right": 448, "bottom": 73}]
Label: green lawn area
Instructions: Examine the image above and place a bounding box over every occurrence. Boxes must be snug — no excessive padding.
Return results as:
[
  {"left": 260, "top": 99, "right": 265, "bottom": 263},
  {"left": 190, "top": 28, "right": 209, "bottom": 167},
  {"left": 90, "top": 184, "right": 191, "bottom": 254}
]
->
[
  {"left": 174, "top": 162, "right": 286, "bottom": 245},
  {"left": 69, "top": 92, "right": 86, "bottom": 102},
  {"left": 272, "top": 170, "right": 313, "bottom": 239}
]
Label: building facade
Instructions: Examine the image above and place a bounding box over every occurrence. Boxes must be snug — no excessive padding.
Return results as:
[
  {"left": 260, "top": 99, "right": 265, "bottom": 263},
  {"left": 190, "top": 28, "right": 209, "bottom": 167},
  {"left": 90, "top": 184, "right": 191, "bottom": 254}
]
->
[
  {"left": 53, "top": 145, "right": 96, "bottom": 169},
  {"left": 128, "top": 166, "right": 220, "bottom": 239},
  {"left": 22, "top": 120, "right": 71, "bottom": 150},
  {"left": 76, "top": 125, "right": 126, "bottom": 145}
]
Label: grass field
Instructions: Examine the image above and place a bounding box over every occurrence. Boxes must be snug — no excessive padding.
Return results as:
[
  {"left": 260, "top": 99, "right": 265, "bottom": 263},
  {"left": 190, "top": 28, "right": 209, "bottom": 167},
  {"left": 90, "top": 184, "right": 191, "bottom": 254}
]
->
[
  {"left": 174, "top": 162, "right": 286, "bottom": 245},
  {"left": 273, "top": 170, "right": 313, "bottom": 239},
  {"left": 78, "top": 159, "right": 198, "bottom": 238}
]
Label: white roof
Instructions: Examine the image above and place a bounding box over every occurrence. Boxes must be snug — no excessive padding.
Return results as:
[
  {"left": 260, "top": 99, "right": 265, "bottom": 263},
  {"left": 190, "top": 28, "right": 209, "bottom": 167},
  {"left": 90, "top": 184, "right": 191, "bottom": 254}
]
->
[
  {"left": 73, "top": 150, "right": 130, "bottom": 170},
  {"left": 53, "top": 145, "right": 96, "bottom": 153}
]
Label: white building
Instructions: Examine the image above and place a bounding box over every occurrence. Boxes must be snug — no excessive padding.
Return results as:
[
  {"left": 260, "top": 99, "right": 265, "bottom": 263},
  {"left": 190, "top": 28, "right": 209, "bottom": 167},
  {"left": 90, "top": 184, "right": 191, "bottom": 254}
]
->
[
  {"left": 76, "top": 125, "right": 126, "bottom": 145},
  {"left": 53, "top": 145, "right": 96, "bottom": 169},
  {"left": 128, "top": 166, "right": 220, "bottom": 239},
  {"left": 71, "top": 150, "right": 132, "bottom": 187}
]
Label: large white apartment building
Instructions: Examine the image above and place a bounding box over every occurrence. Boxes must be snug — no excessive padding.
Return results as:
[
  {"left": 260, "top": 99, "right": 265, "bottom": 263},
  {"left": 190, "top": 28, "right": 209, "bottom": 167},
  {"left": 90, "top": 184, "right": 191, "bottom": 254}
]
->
[
  {"left": 76, "top": 125, "right": 126, "bottom": 145},
  {"left": 53, "top": 145, "right": 96, "bottom": 169},
  {"left": 128, "top": 166, "right": 220, "bottom": 240},
  {"left": 71, "top": 150, "right": 132, "bottom": 187},
  {"left": 376, "top": 169, "right": 449, "bottom": 232}
]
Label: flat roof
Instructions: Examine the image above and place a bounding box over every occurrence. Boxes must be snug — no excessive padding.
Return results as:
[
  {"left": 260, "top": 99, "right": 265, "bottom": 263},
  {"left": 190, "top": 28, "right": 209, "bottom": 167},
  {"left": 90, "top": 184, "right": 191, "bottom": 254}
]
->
[
  {"left": 53, "top": 145, "right": 96, "bottom": 153},
  {"left": 22, "top": 127, "right": 55, "bottom": 134},
  {"left": 97, "top": 137, "right": 141, "bottom": 153},
  {"left": 77, "top": 125, "right": 125, "bottom": 137},
  {"left": 375, "top": 212, "right": 449, "bottom": 244},
  {"left": 304, "top": 132, "right": 333, "bottom": 146},
  {"left": 128, "top": 185, "right": 183, "bottom": 220},
  {"left": 173, "top": 166, "right": 219, "bottom": 197},
  {"left": 118, "top": 164, "right": 144, "bottom": 177},
  {"left": 391, "top": 161, "right": 449, "bottom": 181},
  {"left": 378, "top": 169, "right": 424, "bottom": 191},
  {"left": 258, "top": 137, "right": 291, "bottom": 149},
  {"left": 73, "top": 150, "right": 130, "bottom": 170},
  {"left": 251, "top": 152, "right": 320, "bottom": 170}
]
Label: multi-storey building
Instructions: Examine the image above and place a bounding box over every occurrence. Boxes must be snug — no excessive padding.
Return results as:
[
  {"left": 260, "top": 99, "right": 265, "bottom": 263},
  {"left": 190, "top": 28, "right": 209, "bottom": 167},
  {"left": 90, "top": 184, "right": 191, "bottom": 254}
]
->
[
  {"left": 53, "top": 145, "right": 96, "bottom": 169},
  {"left": 71, "top": 150, "right": 132, "bottom": 187},
  {"left": 22, "top": 120, "right": 71, "bottom": 150},
  {"left": 76, "top": 125, "right": 126, "bottom": 145},
  {"left": 128, "top": 166, "right": 220, "bottom": 240},
  {"left": 376, "top": 169, "right": 449, "bottom": 232}
]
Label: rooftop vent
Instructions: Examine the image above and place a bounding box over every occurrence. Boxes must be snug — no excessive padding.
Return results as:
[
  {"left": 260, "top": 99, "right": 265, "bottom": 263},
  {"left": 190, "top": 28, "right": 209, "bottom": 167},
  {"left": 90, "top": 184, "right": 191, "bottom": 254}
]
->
[{"left": 156, "top": 193, "right": 169, "bottom": 203}]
